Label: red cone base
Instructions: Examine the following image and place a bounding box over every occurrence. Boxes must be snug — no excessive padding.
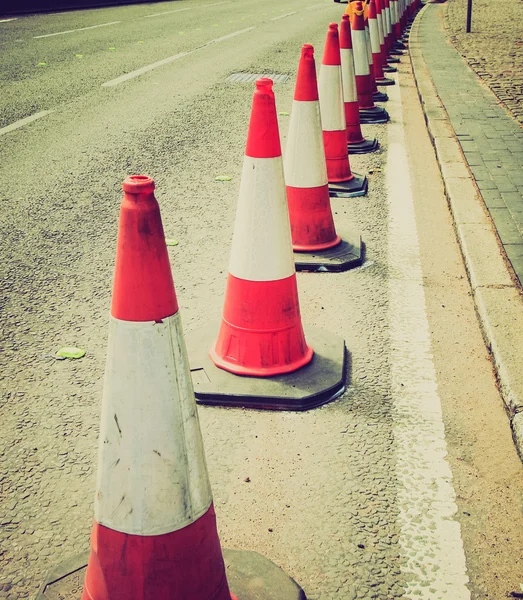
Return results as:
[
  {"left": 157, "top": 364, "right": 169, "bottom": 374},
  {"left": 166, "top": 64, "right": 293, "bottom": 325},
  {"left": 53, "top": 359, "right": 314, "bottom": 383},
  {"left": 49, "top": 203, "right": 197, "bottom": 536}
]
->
[
  {"left": 210, "top": 275, "right": 313, "bottom": 377},
  {"left": 82, "top": 506, "right": 234, "bottom": 600}
]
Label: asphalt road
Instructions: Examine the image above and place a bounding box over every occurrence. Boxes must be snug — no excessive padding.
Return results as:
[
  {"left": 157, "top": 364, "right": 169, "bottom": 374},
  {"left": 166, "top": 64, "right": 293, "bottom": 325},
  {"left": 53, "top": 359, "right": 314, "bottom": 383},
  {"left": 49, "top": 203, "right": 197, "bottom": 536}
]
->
[{"left": 1, "top": 1, "right": 523, "bottom": 599}]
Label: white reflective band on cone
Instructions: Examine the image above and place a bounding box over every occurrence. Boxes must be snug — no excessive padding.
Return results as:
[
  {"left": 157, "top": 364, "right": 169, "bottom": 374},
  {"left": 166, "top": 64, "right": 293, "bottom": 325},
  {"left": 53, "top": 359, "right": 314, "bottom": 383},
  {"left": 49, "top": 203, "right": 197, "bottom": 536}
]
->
[
  {"left": 377, "top": 13, "right": 385, "bottom": 45},
  {"left": 369, "top": 20, "right": 381, "bottom": 54},
  {"left": 229, "top": 156, "right": 295, "bottom": 281},
  {"left": 365, "top": 28, "right": 373, "bottom": 66},
  {"left": 95, "top": 313, "right": 213, "bottom": 536},
  {"left": 340, "top": 48, "right": 358, "bottom": 103},
  {"left": 351, "top": 29, "right": 370, "bottom": 76},
  {"left": 284, "top": 100, "right": 328, "bottom": 188},
  {"left": 318, "top": 64, "right": 346, "bottom": 131},
  {"left": 385, "top": 7, "right": 391, "bottom": 35}
]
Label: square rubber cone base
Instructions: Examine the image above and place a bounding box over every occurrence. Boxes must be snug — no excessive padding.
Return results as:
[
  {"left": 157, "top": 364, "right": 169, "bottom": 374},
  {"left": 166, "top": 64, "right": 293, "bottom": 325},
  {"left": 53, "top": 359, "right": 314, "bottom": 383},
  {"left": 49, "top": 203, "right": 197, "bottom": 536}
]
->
[
  {"left": 348, "top": 137, "right": 379, "bottom": 154},
  {"left": 34, "top": 550, "right": 307, "bottom": 600},
  {"left": 373, "top": 91, "right": 389, "bottom": 101},
  {"left": 383, "top": 65, "right": 398, "bottom": 72},
  {"left": 328, "top": 173, "right": 368, "bottom": 198},
  {"left": 359, "top": 106, "right": 390, "bottom": 123},
  {"left": 387, "top": 56, "right": 401, "bottom": 63},
  {"left": 187, "top": 325, "right": 347, "bottom": 411},
  {"left": 375, "top": 77, "right": 395, "bottom": 86},
  {"left": 294, "top": 227, "right": 362, "bottom": 272},
  {"left": 394, "top": 41, "right": 407, "bottom": 49},
  {"left": 390, "top": 49, "right": 404, "bottom": 55}
]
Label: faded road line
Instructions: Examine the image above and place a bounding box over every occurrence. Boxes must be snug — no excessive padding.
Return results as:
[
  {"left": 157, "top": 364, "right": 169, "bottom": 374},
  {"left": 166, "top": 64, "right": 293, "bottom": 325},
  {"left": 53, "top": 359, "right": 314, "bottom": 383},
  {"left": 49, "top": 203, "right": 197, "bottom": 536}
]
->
[
  {"left": 386, "top": 76, "right": 470, "bottom": 598},
  {"left": 0, "top": 110, "right": 53, "bottom": 136},
  {"left": 33, "top": 21, "right": 121, "bottom": 39},
  {"left": 270, "top": 11, "right": 297, "bottom": 21},
  {"left": 143, "top": 7, "right": 192, "bottom": 18},
  {"left": 102, "top": 26, "right": 255, "bottom": 87}
]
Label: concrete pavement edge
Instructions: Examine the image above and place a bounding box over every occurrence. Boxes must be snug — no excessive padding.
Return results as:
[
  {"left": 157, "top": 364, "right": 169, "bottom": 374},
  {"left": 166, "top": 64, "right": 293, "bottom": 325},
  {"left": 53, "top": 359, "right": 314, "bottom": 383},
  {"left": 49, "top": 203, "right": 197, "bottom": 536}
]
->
[{"left": 408, "top": 2, "right": 523, "bottom": 461}]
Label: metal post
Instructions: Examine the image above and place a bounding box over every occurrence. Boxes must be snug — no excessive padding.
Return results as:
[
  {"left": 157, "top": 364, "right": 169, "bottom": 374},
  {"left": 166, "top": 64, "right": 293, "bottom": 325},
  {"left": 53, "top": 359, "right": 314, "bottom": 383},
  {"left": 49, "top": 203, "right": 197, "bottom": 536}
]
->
[{"left": 466, "top": 0, "right": 472, "bottom": 32}]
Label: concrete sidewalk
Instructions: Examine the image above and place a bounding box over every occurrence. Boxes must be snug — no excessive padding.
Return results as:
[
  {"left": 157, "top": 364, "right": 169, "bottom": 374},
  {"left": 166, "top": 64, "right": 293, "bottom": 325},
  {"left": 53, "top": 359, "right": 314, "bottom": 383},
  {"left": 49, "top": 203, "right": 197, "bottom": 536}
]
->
[{"left": 409, "top": 1, "right": 523, "bottom": 458}]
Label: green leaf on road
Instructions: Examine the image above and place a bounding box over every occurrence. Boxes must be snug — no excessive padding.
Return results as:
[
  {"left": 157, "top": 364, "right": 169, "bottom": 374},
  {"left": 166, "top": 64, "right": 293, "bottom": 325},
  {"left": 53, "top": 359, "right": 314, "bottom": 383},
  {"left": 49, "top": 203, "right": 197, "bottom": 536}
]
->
[
  {"left": 37, "top": 62, "right": 47, "bottom": 67},
  {"left": 55, "top": 347, "right": 86, "bottom": 360},
  {"left": 137, "top": 40, "right": 144, "bottom": 44},
  {"left": 108, "top": 47, "right": 116, "bottom": 51},
  {"left": 215, "top": 175, "right": 232, "bottom": 181},
  {"left": 75, "top": 54, "right": 83, "bottom": 59},
  {"left": 278, "top": 111, "right": 290, "bottom": 116},
  {"left": 165, "top": 238, "right": 179, "bottom": 246}
]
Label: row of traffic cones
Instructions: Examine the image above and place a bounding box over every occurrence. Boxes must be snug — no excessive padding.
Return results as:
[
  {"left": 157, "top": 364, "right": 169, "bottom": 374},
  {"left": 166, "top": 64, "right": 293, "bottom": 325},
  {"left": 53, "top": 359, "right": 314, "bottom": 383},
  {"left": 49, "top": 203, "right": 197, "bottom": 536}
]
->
[{"left": 37, "top": 1, "right": 422, "bottom": 599}]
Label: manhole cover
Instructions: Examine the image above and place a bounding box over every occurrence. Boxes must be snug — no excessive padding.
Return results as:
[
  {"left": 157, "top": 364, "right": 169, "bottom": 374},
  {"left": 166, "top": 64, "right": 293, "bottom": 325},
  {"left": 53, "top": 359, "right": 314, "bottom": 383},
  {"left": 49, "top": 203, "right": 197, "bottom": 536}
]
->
[{"left": 226, "top": 73, "right": 289, "bottom": 84}]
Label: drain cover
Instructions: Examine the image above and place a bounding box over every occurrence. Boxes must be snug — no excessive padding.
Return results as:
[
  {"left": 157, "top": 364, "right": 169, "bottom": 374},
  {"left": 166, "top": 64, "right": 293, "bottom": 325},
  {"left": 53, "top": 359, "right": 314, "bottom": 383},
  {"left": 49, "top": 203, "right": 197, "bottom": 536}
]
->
[{"left": 226, "top": 73, "right": 289, "bottom": 83}]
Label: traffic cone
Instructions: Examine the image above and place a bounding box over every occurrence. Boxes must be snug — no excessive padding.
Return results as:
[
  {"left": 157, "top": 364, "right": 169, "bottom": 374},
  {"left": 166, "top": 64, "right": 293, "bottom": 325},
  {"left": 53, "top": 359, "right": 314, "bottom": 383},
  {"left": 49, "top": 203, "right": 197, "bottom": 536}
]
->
[
  {"left": 374, "top": 0, "right": 395, "bottom": 73},
  {"left": 383, "top": 0, "right": 400, "bottom": 63},
  {"left": 319, "top": 23, "right": 368, "bottom": 197},
  {"left": 363, "top": 7, "right": 391, "bottom": 100},
  {"left": 368, "top": 0, "right": 394, "bottom": 86},
  {"left": 285, "top": 44, "right": 363, "bottom": 271},
  {"left": 350, "top": 2, "right": 389, "bottom": 124},
  {"left": 80, "top": 175, "right": 236, "bottom": 600},
  {"left": 186, "top": 79, "right": 346, "bottom": 410},
  {"left": 339, "top": 16, "right": 379, "bottom": 153}
]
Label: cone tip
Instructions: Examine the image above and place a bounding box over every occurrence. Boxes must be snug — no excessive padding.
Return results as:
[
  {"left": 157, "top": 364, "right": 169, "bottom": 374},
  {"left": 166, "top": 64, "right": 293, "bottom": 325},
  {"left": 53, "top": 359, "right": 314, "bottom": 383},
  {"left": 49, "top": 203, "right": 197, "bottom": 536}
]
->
[
  {"left": 122, "top": 175, "right": 155, "bottom": 194},
  {"left": 301, "top": 43, "right": 314, "bottom": 59},
  {"left": 342, "top": 13, "right": 349, "bottom": 21},
  {"left": 255, "top": 77, "right": 274, "bottom": 93},
  {"left": 328, "top": 22, "right": 338, "bottom": 32}
]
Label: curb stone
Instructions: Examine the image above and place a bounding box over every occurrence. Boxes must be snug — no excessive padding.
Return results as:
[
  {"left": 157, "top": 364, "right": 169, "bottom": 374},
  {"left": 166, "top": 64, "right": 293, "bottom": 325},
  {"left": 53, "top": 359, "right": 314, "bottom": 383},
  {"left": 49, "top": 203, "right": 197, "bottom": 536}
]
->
[{"left": 409, "top": 2, "right": 523, "bottom": 460}]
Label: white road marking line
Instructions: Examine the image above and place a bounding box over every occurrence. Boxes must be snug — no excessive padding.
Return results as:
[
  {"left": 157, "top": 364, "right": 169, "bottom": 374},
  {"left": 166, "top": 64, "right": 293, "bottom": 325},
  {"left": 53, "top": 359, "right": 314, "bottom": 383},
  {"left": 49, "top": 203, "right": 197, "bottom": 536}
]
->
[
  {"left": 102, "top": 52, "right": 188, "bottom": 87},
  {"left": 270, "top": 11, "right": 297, "bottom": 21},
  {"left": 144, "top": 7, "right": 192, "bottom": 18},
  {"left": 0, "top": 18, "right": 17, "bottom": 22},
  {"left": 204, "top": 1, "right": 230, "bottom": 6},
  {"left": 33, "top": 21, "right": 121, "bottom": 39},
  {"left": 201, "top": 26, "right": 254, "bottom": 47},
  {"left": 102, "top": 26, "right": 255, "bottom": 87},
  {"left": 0, "top": 110, "right": 53, "bottom": 136},
  {"left": 386, "top": 76, "right": 470, "bottom": 599},
  {"left": 305, "top": 3, "right": 329, "bottom": 9}
]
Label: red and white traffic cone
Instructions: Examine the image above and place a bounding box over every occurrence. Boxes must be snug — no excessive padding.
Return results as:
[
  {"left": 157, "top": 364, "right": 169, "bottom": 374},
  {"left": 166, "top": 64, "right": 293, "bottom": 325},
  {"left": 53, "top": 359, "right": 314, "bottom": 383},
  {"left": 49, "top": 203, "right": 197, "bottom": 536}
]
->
[
  {"left": 339, "top": 16, "right": 379, "bottom": 153},
  {"left": 383, "top": 0, "right": 401, "bottom": 63},
  {"left": 350, "top": 2, "right": 389, "bottom": 124},
  {"left": 363, "top": 8, "right": 391, "bottom": 101},
  {"left": 319, "top": 23, "right": 368, "bottom": 197},
  {"left": 368, "top": 0, "right": 394, "bottom": 86},
  {"left": 376, "top": 0, "right": 397, "bottom": 72},
  {"left": 186, "top": 78, "right": 346, "bottom": 410},
  {"left": 284, "top": 44, "right": 363, "bottom": 271},
  {"left": 80, "top": 175, "right": 236, "bottom": 600}
]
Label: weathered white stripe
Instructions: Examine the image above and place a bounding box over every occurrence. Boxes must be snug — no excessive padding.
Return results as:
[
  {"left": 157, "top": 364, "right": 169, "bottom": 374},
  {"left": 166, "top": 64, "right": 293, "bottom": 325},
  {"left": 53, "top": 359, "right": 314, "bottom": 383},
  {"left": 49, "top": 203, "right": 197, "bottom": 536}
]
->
[
  {"left": 387, "top": 77, "right": 471, "bottom": 599},
  {"left": 365, "top": 27, "right": 373, "bottom": 67},
  {"left": 318, "top": 64, "right": 346, "bottom": 131},
  {"left": 33, "top": 20, "right": 120, "bottom": 38},
  {"left": 340, "top": 48, "right": 358, "bottom": 103},
  {"left": 350, "top": 29, "right": 369, "bottom": 76},
  {"left": 284, "top": 100, "right": 328, "bottom": 188},
  {"left": 369, "top": 19, "right": 381, "bottom": 54},
  {"left": 377, "top": 12, "right": 385, "bottom": 46},
  {"left": 95, "top": 313, "right": 213, "bottom": 536},
  {"left": 229, "top": 156, "right": 295, "bottom": 281},
  {"left": 384, "top": 6, "right": 392, "bottom": 35},
  {"left": 0, "top": 110, "right": 53, "bottom": 136},
  {"left": 144, "top": 7, "right": 191, "bottom": 18}
]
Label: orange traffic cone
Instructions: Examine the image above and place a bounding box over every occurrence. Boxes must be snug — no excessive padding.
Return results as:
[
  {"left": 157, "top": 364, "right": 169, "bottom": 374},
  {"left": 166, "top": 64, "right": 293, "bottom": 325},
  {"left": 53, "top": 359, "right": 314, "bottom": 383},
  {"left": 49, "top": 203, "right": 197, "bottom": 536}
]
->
[
  {"left": 350, "top": 3, "right": 389, "bottom": 124},
  {"left": 363, "top": 7, "right": 391, "bottom": 101},
  {"left": 338, "top": 15, "right": 379, "bottom": 153},
  {"left": 284, "top": 44, "right": 362, "bottom": 271},
  {"left": 376, "top": 0, "right": 398, "bottom": 71},
  {"left": 80, "top": 175, "right": 235, "bottom": 600},
  {"left": 186, "top": 79, "right": 346, "bottom": 410},
  {"left": 319, "top": 23, "right": 368, "bottom": 197}
]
